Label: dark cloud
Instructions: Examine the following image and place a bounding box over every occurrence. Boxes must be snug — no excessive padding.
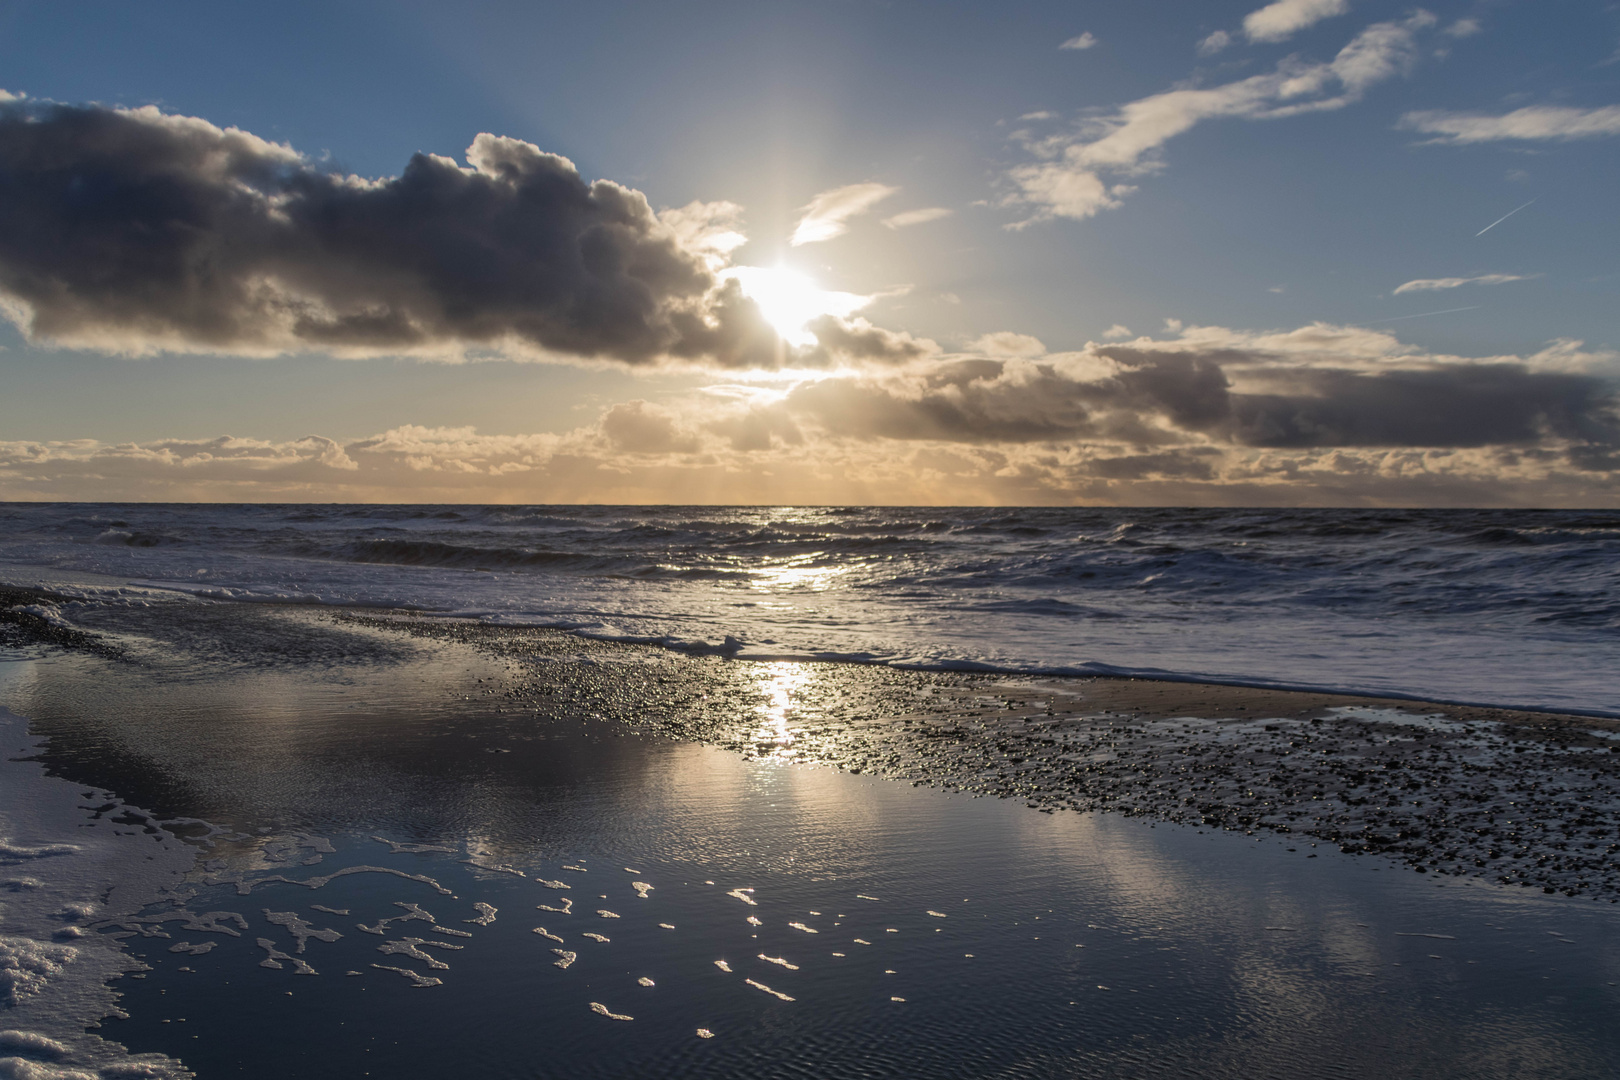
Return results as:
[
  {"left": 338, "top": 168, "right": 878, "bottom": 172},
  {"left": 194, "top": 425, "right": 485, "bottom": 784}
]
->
[
  {"left": 782, "top": 349, "right": 1620, "bottom": 462},
  {"left": 1225, "top": 365, "right": 1617, "bottom": 449},
  {"left": 0, "top": 101, "right": 780, "bottom": 366}
]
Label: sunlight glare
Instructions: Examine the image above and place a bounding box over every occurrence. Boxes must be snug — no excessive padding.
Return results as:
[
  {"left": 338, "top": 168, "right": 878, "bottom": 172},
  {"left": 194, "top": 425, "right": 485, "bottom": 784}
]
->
[{"left": 724, "top": 266, "right": 871, "bottom": 347}]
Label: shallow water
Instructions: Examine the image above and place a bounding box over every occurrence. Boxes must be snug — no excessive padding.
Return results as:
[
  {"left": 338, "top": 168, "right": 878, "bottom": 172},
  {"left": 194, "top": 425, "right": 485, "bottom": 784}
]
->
[
  {"left": 4, "top": 604, "right": 1620, "bottom": 1079},
  {"left": 2, "top": 503, "right": 1616, "bottom": 713}
]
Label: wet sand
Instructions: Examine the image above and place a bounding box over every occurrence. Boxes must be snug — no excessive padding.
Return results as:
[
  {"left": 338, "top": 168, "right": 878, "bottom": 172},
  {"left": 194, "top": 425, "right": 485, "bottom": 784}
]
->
[
  {"left": 7, "top": 586, "right": 1617, "bottom": 903},
  {"left": 331, "top": 613, "right": 1620, "bottom": 905}
]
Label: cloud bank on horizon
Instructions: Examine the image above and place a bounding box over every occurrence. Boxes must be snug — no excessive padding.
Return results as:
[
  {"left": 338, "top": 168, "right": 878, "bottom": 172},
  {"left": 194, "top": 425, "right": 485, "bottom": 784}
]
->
[{"left": 3, "top": 321, "right": 1614, "bottom": 506}]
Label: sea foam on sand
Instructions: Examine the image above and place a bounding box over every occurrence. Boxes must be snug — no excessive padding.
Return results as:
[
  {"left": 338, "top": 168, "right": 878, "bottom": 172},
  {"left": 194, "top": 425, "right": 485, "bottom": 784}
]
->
[{"left": 0, "top": 708, "right": 198, "bottom": 1079}]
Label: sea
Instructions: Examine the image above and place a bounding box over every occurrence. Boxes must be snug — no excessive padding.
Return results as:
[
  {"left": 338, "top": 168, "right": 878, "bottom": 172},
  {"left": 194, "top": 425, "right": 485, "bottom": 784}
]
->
[
  {"left": 2, "top": 503, "right": 1619, "bottom": 1079},
  {"left": 0, "top": 503, "right": 1615, "bottom": 714}
]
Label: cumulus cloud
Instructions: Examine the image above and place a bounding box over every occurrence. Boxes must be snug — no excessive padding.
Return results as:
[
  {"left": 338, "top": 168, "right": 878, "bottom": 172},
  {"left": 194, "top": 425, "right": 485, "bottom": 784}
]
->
[
  {"left": 881, "top": 207, "right": 954, "bottom": 229},
  {"left": 1400, "top": 104, "right": 1620, "bottom": 144},
  {"left": 1060, "top": 32, "right": 1098, "bottom": 51},
  {"left": 0, "top": 100, "right": 825, "bottom": 368},
  {"left": 1007, "top": 13, "right": 1435, "bottom": 222},
  {"left": 1443, "top": 17, "right": 1482, "bottom": 38},
  {"left": 1393, "top": 273, "right": 1530, "bottom": 293},
  {"left": 789, "top": 182, "right": 899, "bottom": 245},
  {"left": 1243, "top": 0, "right": 1351, "bottom": 44},
  {"left": 1197, "top": 30, "right": 1233, "bottom": 56}
]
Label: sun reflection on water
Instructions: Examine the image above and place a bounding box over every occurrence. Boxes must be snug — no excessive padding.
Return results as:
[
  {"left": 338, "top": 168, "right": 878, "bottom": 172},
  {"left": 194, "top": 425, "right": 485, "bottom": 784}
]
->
[
  {"left": 749, "top": 661, "right": 815, "bottom": 760},
  {"left": 751, "top": 557, "right": 847, "bottom": 593}
]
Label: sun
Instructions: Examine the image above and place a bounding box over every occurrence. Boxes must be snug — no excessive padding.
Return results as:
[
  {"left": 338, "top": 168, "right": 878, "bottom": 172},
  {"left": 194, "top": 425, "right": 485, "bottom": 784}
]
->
[{"left": 723, "top": 266, "right": 871, "bottom": 348}]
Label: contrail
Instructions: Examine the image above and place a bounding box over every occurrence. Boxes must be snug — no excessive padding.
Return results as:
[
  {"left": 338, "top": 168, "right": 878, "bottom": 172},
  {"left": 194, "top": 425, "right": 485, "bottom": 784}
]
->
[
  {"left": 1475, "top": 198, "right": 1536, "bottom": 237},
  {"left": 1370, "top": 305, "right": 1481, "bottom": 324}
]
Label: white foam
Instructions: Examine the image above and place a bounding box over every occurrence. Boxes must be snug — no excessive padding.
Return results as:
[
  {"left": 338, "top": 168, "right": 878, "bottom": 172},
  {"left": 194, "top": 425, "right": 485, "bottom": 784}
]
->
[
  {"left": 370, "top": 963, "right": 441, "bottom": 988},
  {"left": 744, "top": 979, "right": 794, "bottom": 1002},
  {"left": 262, "top": 911, "right": 341, "bottom": 954},
  {"left": 551, "top": 950, "right": 576, "bottom": 969},
  {"left": 0, "top": 709, "right": 195, "bottom": 1078},
  {"left": 463, "top": 903, "right": 497, "bottom": 926},
  {"left": 375, "top": 938, "right": 460, "bottom": 971},
  {"left": 589, "top": 1002, "right": 632, "bottom": 1021},
  {"left": 255, "top": 938, "right": 315, "bottom": 975}
]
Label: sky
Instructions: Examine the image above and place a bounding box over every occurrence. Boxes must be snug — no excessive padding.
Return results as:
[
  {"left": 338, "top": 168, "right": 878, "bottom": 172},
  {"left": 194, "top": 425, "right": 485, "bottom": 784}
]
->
[{"left": 0, "top": 0, "right": 1616, "bottom": 505}]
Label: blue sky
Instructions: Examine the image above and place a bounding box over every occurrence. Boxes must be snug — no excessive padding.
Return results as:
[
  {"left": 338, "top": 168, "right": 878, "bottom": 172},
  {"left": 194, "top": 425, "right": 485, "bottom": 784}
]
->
[{"left": 0, "top": 0, "right": 1616, "bottom": 504}]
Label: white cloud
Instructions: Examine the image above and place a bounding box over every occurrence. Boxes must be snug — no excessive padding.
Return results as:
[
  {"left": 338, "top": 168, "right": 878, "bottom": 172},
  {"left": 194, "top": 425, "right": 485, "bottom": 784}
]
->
[
  {"left": 1401, "top": 105, "right": 1620, "bottom": 144},
  {"left": 882, "top": 207, "right": 954, "bottom": 229},
  {"left": 1102, "top": 324, "right": 1133, "bottom": 340},
  {"left": 1197, "top": 30, "right": 1233, "bottom": 56},
  {"left": 972, "top": 331, "right": 1047, "bottom": 357},
  {"left": 1394, "top": 273, "right": 1531, "bottom": 294},
  {"left": 1060, "top": 32, "right": 1098, "bottom": 51},
  {"left": 789, "top": 182, "right": 900, "bottom": 245},
  {"left": 1443, "top": 18, "right": 1482, "bottom": 38},
  {"left": 1007, "top": 13, "right": 1434, "bottom": 223},
  {"left": 1244, "top": 0, "right": 1351, "bottom": 44}
]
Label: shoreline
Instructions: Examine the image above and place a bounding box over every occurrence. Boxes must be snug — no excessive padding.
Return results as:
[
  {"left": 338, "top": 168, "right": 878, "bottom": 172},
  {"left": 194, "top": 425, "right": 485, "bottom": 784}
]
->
[
  {"left": 6, "top": 585, "right": 1618, "bottom": 903},
  {"left": 341, "top": 612, "right": 1620, "bottom": 903}
]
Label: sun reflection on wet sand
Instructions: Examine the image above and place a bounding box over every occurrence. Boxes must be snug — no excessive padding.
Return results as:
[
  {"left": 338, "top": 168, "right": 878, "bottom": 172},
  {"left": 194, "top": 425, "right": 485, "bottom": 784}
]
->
[{"left": 748, "top": 661, "right": 815, "bottom": 760}]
